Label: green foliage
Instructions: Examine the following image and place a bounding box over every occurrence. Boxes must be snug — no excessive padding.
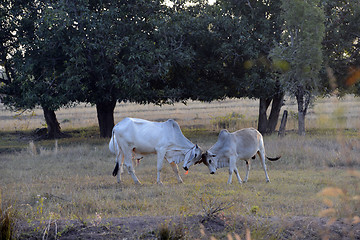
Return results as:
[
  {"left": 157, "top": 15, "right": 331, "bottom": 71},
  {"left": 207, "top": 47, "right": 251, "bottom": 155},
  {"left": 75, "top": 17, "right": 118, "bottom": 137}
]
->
[
  {"left": 161, "top": 0, "right": 284, "bottom": 102},
  {"left": 272, "top": 0, "right": 325, "bottom": 94},
  {"left": 1, "top": 1, "right": 71, "bottom": 112},
  {"left": 270, "top": 0, "right": 325, "bottom": 134}
]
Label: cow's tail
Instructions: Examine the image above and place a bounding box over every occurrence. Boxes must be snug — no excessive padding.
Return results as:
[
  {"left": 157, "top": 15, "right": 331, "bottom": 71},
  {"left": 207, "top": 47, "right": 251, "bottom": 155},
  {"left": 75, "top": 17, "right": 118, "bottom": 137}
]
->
[
  {"left": 113, "top": 162, "right": 119, "bottom": 176},
  {"left": 259, "top": 135, "right": 281, "bottom": 162},
  {"left": 111, "top": 129, "right": 120, "bottom": 177},
  {"left": 266, "top": 156, "right": 281, "bottom": 161}
]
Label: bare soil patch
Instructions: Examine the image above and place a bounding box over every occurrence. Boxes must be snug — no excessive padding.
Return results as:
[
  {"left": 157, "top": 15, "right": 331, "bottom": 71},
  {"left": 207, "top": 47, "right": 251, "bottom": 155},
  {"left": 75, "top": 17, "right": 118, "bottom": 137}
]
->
[{"left": 17, "top": 215, "right": 360, "bottom": 239}]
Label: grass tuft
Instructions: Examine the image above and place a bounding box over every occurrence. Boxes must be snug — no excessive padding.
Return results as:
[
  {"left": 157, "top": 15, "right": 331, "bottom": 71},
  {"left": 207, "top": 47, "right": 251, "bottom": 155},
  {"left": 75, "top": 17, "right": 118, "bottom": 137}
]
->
[
  {"left": 0, "top": 193, "right": 17, "bottom": 240},
  {"left": 157, "top": 220, "right": 186, "bottom": 240}
]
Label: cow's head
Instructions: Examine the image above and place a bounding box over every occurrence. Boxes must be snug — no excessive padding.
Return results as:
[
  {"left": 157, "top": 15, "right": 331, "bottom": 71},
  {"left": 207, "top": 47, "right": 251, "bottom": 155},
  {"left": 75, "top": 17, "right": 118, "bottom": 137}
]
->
[
  {"left": 200, "top": 151, "right": 217, "bottom": 174},
  {"left": 182, "top": 145, "right": 202, "bottom": 171}
]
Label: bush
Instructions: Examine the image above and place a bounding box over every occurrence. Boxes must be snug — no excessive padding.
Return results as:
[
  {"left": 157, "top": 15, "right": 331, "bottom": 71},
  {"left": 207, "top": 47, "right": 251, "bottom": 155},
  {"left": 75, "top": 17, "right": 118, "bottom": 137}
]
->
[{"left": 211, "top": 112, "right": 245, "bottom": 129}]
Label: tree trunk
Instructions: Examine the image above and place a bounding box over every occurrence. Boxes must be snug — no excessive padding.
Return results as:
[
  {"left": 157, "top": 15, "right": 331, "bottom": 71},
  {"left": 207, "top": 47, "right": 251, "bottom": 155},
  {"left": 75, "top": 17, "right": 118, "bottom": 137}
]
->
[
  {"left": 43, "top": 107, "right": 62, "bottom": 139},
  {"left": 258, "top": 98, "right": 271, "bottom": 134},
  {"left": 96, "top": 100, "right": 116, "bottom": 138},
  {"left": 267, "top": 92, "right": 284, "bottom": 133},
  {"left": 258, "top": 92, "right": 284, "bottom": 135},
  {"left": 298, "top": 110, "right": 306, "bottom": 136},
  {"left": 296, "top": 86, "right": 309, "bottom": 136}
]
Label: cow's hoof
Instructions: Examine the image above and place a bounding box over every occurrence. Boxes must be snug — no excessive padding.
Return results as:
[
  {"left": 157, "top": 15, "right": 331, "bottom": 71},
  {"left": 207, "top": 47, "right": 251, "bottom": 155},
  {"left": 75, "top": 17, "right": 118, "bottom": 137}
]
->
[
  {"left": 266, "top": 180, "right": 271, "bottom": 183},
  {"left": 157, "top": 181, "right": 163, "bottom": 186}
]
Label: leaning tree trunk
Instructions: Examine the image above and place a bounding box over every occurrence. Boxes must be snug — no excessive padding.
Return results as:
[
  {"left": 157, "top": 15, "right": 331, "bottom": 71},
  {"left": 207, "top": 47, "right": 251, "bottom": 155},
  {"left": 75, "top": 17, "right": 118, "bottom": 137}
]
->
[
  {"left": 258, "top": 98, "right": 272, "bottom": 134},
  {"left": 43, "top": 107, "right": 62, "bottom": 139},
  {"left": 267, "top": 92, "right": 284, "bottom": 133},
  {"left": 258, "top": 92, "right": 284, "bottom": 135},
  {"left": 96, "top": 100, "right": 116, "bottom": 138}
]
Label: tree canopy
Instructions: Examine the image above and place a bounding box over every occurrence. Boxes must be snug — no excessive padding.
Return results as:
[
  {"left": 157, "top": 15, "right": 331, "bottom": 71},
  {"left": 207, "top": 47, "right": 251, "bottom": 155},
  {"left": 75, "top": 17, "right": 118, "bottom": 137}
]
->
[{"left": 1, "top": 0, "right": 358, "bottom": 137}]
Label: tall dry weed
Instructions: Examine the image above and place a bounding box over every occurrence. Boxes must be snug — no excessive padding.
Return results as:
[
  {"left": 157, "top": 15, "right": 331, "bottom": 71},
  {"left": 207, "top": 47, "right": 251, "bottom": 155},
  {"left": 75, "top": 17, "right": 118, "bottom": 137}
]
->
[
  {"left": 0, "top": 192, "right": 17, "bottom": 240},
  {"left": 28, "top": 141, "right": 37, "bottom": 155}
]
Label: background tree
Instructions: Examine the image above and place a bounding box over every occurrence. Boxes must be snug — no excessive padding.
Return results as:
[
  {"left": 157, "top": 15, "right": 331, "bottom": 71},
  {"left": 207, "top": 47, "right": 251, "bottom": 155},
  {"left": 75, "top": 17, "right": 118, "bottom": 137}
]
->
[
  {"left": 271, "top": 0, "right": 325, "bottom": 135},
  {"left": 220, "top": 0, "right": 284, "bottom": 135},
  {"left": 162, "top": 0, "right": 284, "bottom": 135},
  {"left": 1, "top": 0, "right": 71, "bottom": 138},
  {"left": 62, "top": 0, "right": 171, "bottom": 137}
]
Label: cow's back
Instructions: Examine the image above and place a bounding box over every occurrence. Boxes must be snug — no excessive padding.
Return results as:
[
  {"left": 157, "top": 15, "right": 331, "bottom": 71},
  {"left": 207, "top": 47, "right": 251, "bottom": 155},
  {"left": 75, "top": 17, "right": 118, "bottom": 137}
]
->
[
  {"left": 233, "top": 128, "right": 261, "bottom": 158},
  {"left": 114, "top": 117, "right": 163, "bottom": 141},
  {"left": 113, "top": 118, "right": 189, "bottom": 153}
]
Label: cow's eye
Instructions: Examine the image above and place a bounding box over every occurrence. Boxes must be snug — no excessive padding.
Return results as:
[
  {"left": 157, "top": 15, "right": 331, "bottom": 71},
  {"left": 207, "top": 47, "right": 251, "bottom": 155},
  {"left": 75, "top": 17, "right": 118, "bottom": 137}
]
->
[{"left": 209, "top": 160, "right": 212, "bottom": 164}]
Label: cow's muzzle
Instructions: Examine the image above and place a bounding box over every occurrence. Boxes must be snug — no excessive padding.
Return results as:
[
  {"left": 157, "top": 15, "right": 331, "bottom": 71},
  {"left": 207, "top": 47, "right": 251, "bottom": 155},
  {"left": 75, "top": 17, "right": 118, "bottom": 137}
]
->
[
  {"left": 210, "top": 171, "right": 215, "bottom": 174},
  {"left": 183, "top": 166, "right": 189, "bottom": 171}
]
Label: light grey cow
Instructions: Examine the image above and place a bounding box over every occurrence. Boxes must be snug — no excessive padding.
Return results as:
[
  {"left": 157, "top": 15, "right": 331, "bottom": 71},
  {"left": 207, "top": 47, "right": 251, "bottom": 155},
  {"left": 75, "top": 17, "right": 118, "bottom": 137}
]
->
[{"left": 198, "top": 128, "right": 280, "bottom": 184}]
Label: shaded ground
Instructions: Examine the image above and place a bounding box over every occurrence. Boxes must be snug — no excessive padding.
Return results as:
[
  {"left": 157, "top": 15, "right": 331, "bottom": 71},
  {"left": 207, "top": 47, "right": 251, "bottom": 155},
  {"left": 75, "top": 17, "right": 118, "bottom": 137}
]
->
[{"left": 16, "top": 215, "right": 360, "bottom": 240}]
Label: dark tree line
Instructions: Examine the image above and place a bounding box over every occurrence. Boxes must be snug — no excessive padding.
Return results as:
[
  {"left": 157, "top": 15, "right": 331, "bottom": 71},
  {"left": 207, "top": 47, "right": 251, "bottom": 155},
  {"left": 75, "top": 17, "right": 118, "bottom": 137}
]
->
[{"left": 1, "top": 0, "right": 359, "bottom": 138}]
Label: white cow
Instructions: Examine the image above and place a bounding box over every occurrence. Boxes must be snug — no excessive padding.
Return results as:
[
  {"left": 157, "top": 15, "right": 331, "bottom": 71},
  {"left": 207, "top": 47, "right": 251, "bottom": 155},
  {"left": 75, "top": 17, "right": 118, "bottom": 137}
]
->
[
  {"left": 199, "top": 128, "right": 280, "bottom": 184},
  {"left": 109, "top": 118, "right": 202, "bottom": 185}
]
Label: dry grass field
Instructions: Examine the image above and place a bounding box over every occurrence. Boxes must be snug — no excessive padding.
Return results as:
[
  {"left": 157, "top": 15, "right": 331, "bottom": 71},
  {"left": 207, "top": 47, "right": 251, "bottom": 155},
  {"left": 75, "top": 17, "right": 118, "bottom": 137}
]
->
[
  {"left": 1, "top": 95, "right": 360, "bottom": 132},
  {"left": 0, "top": 96, "right": 360, "bottom": 239}
]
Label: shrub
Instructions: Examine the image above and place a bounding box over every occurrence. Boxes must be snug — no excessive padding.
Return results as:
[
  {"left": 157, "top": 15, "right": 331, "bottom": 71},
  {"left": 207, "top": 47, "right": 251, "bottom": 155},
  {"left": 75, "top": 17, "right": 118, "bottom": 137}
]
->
[
  {"left": 211, "top": 112, "right": 245, "bottom": 129},
  {"left": 156, "top": 220, "right": 185, "bottom": 240},
  {"left": 199, "top": 196, "right": 234, "bottom": 222}
]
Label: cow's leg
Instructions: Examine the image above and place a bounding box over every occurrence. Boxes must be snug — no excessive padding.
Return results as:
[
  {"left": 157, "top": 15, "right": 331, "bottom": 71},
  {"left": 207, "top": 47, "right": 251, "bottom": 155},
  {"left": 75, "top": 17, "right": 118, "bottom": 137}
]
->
[
  {"left": 117, "top": 153, "right": 124, "bottom": 183},
  {"left": 228, "top": 157, "right": 240, "bottom": 184},
  {"left": 170, "top": 162, "right": 183, "bottom": 184},
  {"left": 156, "top": 150, "right": 166, "bottom": 185},
  {"left": 124, "top": 151, "right": 142, "bottom": 185},
  {"left": 227, "top": 168, "right": 233, "bottom": 184},
  {"left": 258, "top": 151, "right": 270, "bottom": 183},
  {"left": 233, "top": 166, "right": 243, "bottom": 184},
  {"left": 243, "top": 160, "right": 251, "bottom": 183}
]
